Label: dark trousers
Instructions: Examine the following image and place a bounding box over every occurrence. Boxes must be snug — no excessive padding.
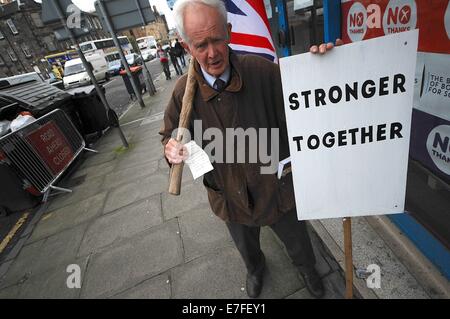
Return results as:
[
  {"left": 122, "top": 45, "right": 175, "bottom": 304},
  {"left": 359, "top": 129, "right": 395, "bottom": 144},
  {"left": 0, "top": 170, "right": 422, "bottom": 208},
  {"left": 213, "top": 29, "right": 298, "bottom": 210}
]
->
[
  {"left": 178, "top": 54, "right": 186, "bottom": 67},
  {"left": 226, "top": 209, "right": 316, "bottom": 275},
  {"left": 161, "top": 61, "right": 170, "bottom": 79},
  {"left": 171, "top": 58, "right": 183, "bottom": 75}
]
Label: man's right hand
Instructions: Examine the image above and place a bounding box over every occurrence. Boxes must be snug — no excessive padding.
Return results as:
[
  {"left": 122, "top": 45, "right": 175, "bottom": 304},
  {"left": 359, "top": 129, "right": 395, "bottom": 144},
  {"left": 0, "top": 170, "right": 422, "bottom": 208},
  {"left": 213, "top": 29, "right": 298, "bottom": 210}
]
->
[{"left": 165, "top": 138, "right": 189, "bottom": 164}]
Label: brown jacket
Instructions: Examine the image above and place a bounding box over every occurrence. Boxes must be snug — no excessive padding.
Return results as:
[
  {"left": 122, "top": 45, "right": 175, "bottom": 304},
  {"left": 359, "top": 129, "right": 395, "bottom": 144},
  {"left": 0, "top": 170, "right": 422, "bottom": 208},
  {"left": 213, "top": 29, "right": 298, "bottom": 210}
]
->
[{"left": 160, "top": 51, "right": 296, "bottom": 226}]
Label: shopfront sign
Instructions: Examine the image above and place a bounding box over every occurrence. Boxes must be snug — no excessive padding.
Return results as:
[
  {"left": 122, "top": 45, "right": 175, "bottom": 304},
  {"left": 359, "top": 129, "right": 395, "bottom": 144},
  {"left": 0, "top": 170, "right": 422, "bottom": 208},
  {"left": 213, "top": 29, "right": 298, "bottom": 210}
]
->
[{"left": 341, "top": 0, "right": 450, "bottom": 181}]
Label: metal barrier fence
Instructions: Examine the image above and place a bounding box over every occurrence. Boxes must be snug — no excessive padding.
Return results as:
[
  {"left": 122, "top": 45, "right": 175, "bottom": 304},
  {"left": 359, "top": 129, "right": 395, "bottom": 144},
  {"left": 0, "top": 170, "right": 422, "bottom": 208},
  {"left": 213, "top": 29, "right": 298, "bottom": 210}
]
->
[{"left": 0, "top": 109, "right": 85, "bottom": 198}]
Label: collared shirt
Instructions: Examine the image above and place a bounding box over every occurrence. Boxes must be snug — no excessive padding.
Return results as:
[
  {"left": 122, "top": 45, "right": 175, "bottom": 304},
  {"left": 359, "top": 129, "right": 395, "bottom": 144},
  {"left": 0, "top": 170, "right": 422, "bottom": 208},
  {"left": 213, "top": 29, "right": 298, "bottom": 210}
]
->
[{"left": 200, "top": 65, "right": 231, "bottom": 89}]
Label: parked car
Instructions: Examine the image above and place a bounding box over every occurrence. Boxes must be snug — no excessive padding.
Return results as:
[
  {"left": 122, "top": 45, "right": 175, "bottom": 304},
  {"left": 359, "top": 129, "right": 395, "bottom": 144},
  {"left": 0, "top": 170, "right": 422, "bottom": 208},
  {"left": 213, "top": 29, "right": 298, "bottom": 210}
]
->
[
  {"left": 63, "top": 54, "right": 109, "bottom": 89},
  {"left": 127, "top": 53, "right": 143, "bottom": 66},
  {"left": 120, "top": 53, "right": 143, "bottom": 70},
  {"left": 141, "top": 49, "right": 155, "bottom": 62},
  {"left": 0, "top": 72, "right": 43, "bottom": 88},
  {"left": 105, "top": 52, "right": 122, "bottom": 76},
  {"left": 107, "top": 59, "right": 122, "bottom": 76}
]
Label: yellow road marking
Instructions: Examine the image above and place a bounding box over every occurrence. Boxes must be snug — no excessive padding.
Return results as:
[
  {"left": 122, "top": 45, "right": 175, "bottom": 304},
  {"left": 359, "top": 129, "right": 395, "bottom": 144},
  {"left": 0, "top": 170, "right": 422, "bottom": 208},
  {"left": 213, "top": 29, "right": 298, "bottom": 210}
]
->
[{"left": 0, "top": 212, "right": 30, "bottom": 254}]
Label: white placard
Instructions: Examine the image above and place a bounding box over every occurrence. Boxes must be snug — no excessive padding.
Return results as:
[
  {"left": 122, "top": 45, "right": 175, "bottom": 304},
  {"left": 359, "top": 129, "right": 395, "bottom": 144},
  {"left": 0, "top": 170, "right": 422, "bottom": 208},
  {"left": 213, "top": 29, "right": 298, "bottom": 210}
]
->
[{"left": 279, "top": 30, "right": 419, "bottom": 220}]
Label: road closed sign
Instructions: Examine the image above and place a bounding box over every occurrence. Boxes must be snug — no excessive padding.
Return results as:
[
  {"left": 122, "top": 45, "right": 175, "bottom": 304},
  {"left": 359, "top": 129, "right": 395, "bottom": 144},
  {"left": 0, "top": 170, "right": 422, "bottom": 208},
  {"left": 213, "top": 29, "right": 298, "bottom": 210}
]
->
[{"left": 279, "top": 30, "right": 419, "bottom": 220}]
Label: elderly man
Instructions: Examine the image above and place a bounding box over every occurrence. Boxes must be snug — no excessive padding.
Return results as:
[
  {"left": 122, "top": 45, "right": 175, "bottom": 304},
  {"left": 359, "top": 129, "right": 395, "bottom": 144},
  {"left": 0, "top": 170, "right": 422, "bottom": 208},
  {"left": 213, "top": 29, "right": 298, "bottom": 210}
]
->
[{"left": 160, "top": 0, "right": 337, "bottom": 298}]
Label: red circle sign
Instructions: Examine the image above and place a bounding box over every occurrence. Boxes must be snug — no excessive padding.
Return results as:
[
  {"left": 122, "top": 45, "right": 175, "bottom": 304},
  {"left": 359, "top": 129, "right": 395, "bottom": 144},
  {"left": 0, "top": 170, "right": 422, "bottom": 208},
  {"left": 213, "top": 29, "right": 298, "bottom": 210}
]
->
[{"left": 399, "top": 5, "right": 411, "bottom": 24}]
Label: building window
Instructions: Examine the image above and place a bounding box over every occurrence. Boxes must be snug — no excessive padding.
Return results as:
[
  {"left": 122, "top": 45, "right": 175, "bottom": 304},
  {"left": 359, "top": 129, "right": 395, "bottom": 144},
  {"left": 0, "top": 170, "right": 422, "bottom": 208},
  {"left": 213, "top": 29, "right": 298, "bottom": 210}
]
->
[
  {"left": 7, "top": 49, "right": 17, "bottom": 62},
  {"left": 6, "top": 19, "right": 18, "bottom": 35},
  {"left": 86, "top": 17, "right": 93, "bottom": 29},
  {"left": 21, "top": 44, "right": 32, "bottom": 58},
  {"left": 0, "top": 30, "right": 4, "bottom": 40},
  {"left": 93, "top": 17, "right": 101, "bottom": 29}
]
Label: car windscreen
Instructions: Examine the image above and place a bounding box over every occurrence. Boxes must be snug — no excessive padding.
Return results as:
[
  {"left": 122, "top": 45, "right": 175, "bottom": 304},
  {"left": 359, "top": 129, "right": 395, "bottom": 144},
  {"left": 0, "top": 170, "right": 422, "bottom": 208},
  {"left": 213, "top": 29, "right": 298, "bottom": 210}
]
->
[
  {"left": 64, "top": 63, "right": 85, "bottom": 76},
  {"left": 80, "top": 43, "right": 93, "bottom": 52},
  {"left": 109, "top": 60, "right": 121, "bottom": 66},
  {"left": 124, "top": 55, "right": 135, "bottom": 65}
]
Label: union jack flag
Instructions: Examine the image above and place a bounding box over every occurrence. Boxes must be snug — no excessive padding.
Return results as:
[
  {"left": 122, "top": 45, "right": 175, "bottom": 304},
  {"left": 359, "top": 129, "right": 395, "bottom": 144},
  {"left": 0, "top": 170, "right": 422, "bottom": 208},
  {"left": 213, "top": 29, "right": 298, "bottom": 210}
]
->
[{"left": 225, "top": 0, "right": 277, "bottom": 63}]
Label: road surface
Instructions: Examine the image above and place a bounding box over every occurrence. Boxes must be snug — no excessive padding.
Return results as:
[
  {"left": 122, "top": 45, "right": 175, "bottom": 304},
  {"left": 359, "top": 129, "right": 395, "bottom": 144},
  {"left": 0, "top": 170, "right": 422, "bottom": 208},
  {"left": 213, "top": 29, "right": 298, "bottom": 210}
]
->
[{"left": 104, "top": 59, "right": 164, "bottom": 117}]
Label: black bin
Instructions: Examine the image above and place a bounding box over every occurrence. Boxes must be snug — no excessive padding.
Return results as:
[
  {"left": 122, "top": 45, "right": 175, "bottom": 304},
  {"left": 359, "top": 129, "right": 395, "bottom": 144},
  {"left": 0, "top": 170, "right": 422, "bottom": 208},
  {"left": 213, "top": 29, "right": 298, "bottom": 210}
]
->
[
  {"left": 68, "top": 86, "right": 110, "bottom": 136},
  {"left": 0, "top": 79, "right": 83, "bottom": 133}
]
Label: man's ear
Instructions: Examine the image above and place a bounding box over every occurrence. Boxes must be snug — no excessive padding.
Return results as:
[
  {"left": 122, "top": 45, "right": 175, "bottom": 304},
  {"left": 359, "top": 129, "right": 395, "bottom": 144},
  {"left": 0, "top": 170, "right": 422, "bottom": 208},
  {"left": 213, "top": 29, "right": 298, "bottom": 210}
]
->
[{"left": 227, "top": 23, "right": 232, "bottom": 42}]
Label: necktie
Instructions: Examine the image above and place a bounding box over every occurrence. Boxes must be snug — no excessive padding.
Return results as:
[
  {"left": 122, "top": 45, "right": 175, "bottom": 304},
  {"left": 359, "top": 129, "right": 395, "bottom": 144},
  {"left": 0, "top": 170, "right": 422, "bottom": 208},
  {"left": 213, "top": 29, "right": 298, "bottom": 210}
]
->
[{"left": 214, "top": 78, "right": 226, "bottom": 92}]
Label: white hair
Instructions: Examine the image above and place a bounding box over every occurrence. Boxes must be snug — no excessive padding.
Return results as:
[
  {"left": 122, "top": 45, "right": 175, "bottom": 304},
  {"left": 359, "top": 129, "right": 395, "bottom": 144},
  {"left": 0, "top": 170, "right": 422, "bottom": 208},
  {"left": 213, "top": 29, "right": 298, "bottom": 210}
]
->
[{"left": 173, "top": 0, "right": 228, "bottom": 43}]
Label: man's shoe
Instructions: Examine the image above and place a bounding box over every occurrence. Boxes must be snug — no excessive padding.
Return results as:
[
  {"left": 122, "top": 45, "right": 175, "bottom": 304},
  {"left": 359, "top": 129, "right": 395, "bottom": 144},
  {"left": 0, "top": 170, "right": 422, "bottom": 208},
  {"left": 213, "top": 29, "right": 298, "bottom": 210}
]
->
[
  {"left": 246, "top": 255, "right": 265, "bottom": 298},
  {"left": 299, "top": 268, "right": 325, "bottom": 298},
  {"left": 246, "top": 272, "right": 264, "bottom": 298}
]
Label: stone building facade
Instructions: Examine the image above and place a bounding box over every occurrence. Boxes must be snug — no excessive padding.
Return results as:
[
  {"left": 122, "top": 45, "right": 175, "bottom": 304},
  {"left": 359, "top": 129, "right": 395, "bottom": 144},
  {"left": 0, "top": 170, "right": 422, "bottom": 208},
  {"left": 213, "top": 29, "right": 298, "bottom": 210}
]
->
[
  {"left": 121, "top": 6, "right": 170, "bottom": 45},
  {"left": 0, "top": 0, "right": 108, "bottom": 78}
]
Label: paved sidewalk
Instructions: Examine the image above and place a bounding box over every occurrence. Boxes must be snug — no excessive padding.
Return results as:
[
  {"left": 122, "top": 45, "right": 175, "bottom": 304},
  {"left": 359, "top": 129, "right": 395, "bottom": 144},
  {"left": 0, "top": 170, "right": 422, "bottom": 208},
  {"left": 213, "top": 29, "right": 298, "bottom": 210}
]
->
[{"left": 0, "top": 69, "right": 346, "bottom": 299}]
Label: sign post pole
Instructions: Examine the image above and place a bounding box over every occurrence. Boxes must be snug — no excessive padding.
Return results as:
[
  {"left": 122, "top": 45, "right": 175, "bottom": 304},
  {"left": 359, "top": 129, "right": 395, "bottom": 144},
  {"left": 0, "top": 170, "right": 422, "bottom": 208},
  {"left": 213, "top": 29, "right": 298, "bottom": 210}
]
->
[
  {"left": 343, "top": 217, "right": 353, "bottom": 299},
  {"left": 97, "top": 0, "right": 146, "bottom": 109},
  {"left": 128, "top": 30, "right": 156, "bottom": 96},
  {"left": 52, "top": 0, "right": 129, "bottom": 149},
  {"left": 133, "top": 0, "right": 156, "bottom": 95}
]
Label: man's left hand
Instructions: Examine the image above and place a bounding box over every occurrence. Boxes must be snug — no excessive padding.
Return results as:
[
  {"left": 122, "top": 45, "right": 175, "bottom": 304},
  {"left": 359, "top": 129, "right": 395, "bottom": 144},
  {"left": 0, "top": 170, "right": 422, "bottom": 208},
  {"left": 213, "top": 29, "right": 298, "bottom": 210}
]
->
[{"left": 310, "top": 38, "right": 344, "bottom": 54}]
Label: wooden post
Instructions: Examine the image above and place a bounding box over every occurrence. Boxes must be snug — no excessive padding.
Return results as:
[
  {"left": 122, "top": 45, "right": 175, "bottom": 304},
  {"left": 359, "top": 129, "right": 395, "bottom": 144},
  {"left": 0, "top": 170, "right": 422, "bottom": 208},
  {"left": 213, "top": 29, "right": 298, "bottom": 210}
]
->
[
  {"left": 168, "top": 59, "right": 197, "bottom": 195},
  {"left": 343, "top": 217, "right": 353, "bottom": 299}
]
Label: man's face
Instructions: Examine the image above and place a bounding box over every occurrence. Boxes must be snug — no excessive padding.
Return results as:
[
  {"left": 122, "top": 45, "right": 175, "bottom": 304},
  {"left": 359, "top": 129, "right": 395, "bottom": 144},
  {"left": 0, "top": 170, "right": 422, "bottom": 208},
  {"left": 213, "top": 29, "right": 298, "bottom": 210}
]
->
[{"left": 182, "top": 4, "right": 231, "bottom": 77}]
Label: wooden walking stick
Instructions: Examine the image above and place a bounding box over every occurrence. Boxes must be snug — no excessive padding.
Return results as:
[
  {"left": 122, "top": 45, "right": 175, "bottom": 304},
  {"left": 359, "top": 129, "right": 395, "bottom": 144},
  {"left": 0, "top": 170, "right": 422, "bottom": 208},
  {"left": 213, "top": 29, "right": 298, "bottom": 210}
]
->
[
  {"left": 343, "top": 217, "right": 354, "bottom": 299},
  {"left": 168, "top": 59, "right": 198, "bottom": 195}
]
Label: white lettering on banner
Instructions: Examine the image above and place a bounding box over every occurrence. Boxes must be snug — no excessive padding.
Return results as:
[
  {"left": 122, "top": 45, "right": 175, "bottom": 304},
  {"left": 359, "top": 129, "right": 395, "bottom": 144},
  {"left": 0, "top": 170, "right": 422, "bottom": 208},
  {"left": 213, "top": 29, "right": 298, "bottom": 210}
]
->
[
  {"left": 382, "top": 0, "right": 417, "bottom": 35},
  {"left": 279, "top": 30, "right": 419, "bottom": 220},
  {"left": 347, "top": 1, "right": 367, "bottom": 42},
  {"left": 46, "top": 138, "right": 63, "bottom": 155},
  {"left": 346, "top": 0, "right": 420, "bottom": 42},
  {"left": 53, "top": 146, "right": 71, "bottom": 166},
  {"left": 426, "top": 125, "right": 450, "bottom": 175},
  {"left": 367, "top": 4, "right": 382, "bottom": 28},
  {"left": 40, "top": 128, "right": 55, "bottom": 143}
]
